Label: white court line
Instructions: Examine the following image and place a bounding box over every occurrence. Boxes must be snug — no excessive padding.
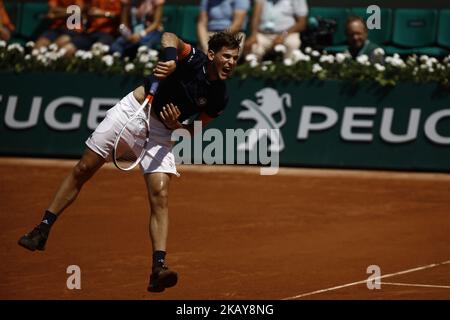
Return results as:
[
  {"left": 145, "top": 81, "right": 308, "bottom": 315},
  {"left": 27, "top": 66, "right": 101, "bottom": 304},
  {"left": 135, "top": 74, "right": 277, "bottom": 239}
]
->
[
  {"left": 381, "top": 282, "right": 450, "bottom": 289},
  {"left": 282, "top": 260, "right": 450, "bottom": 300}
]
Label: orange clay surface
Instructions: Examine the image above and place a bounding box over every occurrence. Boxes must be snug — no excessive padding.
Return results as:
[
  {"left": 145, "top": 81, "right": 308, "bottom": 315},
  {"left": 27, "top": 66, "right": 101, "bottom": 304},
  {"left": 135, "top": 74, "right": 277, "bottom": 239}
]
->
[{"left": 1, "top": 157, "right": 449, "bottom": 300}]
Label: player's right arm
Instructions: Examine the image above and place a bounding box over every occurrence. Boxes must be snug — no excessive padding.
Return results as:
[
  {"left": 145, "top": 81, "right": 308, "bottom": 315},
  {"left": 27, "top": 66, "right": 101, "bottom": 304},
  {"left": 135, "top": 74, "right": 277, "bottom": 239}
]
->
[{"left": 152, "top": 32, "right": 192, "bottom": 78}]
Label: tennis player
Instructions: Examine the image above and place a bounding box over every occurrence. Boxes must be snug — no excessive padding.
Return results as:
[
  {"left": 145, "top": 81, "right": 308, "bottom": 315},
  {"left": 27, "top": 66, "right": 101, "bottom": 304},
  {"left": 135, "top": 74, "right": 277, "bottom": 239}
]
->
[{"left": 18, "top": 31, "right": 241, "bottom": 292}]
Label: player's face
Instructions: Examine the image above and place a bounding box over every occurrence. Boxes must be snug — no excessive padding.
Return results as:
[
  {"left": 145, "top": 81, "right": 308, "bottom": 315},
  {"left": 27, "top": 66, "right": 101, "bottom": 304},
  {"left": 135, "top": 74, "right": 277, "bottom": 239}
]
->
[
  {"left": 346, "top": 21, "right": 367, "bottom": 49},
  {"left": 208, "top": 47, "right": 239, "bottom": 81}
]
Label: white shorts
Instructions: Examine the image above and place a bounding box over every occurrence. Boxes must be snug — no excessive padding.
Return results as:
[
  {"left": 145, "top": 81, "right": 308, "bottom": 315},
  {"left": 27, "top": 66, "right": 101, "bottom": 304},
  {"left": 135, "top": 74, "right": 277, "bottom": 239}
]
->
[{"left": 86, "top": 91, "right": 179, "bottom": 176}]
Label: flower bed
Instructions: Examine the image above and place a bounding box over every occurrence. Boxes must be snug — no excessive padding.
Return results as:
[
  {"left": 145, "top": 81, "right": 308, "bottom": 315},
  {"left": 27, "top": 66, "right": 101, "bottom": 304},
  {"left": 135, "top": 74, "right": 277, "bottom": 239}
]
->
[{"left": 1, "top": 41, "right": 449, "bottom": 87}]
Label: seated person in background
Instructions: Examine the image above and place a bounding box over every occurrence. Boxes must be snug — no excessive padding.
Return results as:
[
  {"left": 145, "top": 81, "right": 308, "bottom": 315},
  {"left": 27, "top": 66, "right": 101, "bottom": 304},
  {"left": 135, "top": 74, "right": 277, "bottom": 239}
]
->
[
  {"left": 34, "top": 0, "right": 85, "bottom": 50},
  {"left": 0, "top": 0, "right": 15, "bottom": 42},
  {"left": 63, "top": 0, "right": 122, "bottom": 56},
  {"left": 110, "top": 0, "right": 164, "bottom": 57},
  {"left": 197, "top": 0, "right": 249, "bottom": 54},
  {"left": 244, "top": 0, "right": 308, "bottom": 61},
  {"left": 345, "top": 16, "right": 382, "bottom": 63}
]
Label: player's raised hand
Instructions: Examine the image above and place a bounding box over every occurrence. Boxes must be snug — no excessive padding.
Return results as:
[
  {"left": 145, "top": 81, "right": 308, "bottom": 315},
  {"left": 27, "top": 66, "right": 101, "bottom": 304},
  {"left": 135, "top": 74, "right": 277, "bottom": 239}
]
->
[
  {"left": 153, "top": 61, "right": 177, "bottom": 79},
  {"left": 160, "top": 103, "right": 182, "bottom": 129}
]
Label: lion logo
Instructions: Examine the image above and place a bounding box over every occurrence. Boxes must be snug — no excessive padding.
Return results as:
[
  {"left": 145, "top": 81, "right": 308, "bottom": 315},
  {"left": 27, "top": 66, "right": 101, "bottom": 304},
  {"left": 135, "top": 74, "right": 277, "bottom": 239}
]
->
[{"left": 237, "top": 87, "right": 291, "bottom": 152}]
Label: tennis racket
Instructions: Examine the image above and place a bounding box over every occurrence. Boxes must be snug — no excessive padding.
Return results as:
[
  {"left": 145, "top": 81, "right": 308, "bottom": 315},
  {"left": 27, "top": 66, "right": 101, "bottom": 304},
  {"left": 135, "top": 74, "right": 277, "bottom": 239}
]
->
[{"left": 112, "top": 82, "right": 159, "bottom": 171}]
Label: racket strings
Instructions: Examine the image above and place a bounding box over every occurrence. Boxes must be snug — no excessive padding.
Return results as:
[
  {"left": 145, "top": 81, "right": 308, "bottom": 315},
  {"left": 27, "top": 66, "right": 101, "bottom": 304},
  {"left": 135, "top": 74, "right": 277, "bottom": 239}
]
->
[{"left": 115, "top": 115, "right": 149, "bottom": 167}]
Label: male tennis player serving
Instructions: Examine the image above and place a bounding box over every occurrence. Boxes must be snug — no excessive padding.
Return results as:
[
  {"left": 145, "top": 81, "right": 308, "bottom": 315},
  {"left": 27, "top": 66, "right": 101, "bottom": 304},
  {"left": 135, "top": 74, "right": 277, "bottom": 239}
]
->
[{"left": 18, "top": 31, "right": 241, "bottom": 292}]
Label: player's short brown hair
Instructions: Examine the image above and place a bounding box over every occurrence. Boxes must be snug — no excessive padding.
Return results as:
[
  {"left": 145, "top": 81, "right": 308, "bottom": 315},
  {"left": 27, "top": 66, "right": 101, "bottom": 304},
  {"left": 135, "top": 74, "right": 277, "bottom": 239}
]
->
[{"left": 208, "top": 31, "right": 242, "bottom": 53}]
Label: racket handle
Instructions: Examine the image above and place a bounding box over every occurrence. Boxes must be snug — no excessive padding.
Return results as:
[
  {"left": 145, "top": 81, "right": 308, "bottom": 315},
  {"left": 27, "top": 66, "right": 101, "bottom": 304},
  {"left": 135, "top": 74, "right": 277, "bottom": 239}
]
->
[{"left": 148, "top": 81, "right": 159, "bottom": 96}]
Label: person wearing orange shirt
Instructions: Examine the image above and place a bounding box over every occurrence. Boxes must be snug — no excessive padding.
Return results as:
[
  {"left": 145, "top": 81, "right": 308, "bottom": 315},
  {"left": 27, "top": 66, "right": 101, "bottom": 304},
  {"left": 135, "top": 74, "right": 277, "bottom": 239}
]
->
[
  {"left": 35, "top": 0, "right": 85, "bottom": 49},
  {"left": 63, "top": 0, "right": 122, "bottom": 55},
  {"left": 0, "top": 0, "right": 15, "bottom": 42}
]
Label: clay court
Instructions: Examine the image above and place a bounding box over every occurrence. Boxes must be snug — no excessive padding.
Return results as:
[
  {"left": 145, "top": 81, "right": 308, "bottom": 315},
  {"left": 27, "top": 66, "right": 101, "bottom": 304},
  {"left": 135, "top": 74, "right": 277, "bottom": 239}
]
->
[{"left": 0, "top": 157, "right": 449, "bottom": 300}]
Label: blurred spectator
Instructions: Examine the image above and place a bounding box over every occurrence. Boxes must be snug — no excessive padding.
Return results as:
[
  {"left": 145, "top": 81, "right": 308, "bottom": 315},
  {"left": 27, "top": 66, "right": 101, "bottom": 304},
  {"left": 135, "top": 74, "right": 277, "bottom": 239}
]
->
[
  {"left": 197, "top": 0, "right": 250, "bottom": 54},
  {"left": 345, "top": 16, "right": 382, "bottom": 63},
  {"left": 34, "top": 0, "right": 85, "bottom": 50},
  {"left": 244, "top": 0, "right": 308, "bottom": 61},
  {"left": 63, "top": 0, "right": 122, "bottom": 56},
  {"left": 110, "top": 0, "right": 164, "bottom": 57},
  {"left": 0, "top": 0, "right": 14, "bottom": 42}
]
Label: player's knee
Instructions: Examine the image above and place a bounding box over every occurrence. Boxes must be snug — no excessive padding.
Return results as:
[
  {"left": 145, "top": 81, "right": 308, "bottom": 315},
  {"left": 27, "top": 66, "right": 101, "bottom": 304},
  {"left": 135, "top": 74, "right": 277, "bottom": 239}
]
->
[
  {"left": 73, "top": 160, "right": 93, "bottom": 180},
  {"left": 149, "top": 187, "right": 169, "bottom": 208}
]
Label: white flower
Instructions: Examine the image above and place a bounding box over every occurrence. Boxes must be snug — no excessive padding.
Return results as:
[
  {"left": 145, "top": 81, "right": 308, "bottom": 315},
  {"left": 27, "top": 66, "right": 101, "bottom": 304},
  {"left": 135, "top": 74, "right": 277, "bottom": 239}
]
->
[
  {"left": 25, "top": 54, "right": 31, "bottom": 60},
  {"left": 419, "top": 55, "right": 429, "bottom": 63},
  {"left": 39, "top": 46, "right": 47, "bottom": 54},
  {"left": 335, "top": 53, "right": 347, "bottom": 63},
  {"left": 139, "top": 54, "right": 150, "bottom": 64},
  {"left": 125, "top": 63, "right": 135, "bottom": 72},
  {"left": 261, "top": 65, "right": 268, "bottom": 71},
  {"left": 245, "top": 53, "right": 258, "bottom": 62},
  {"left": 319, "top": 54, "right": 334, "bottom": 64},
  {"left": 26, "top": 41, "right": 35, "bottom": 48},
  {"left": 112, "top": 52, "right": 121, "bottom": 58},
  {"left": 45, "top": 51, "right": 58, "bottom": 61},
  {"left": 82, "top": 51, "right": 93, "bottom": 60},
  {"left": 32, "top": 49, "right": 39, "bottom": 56},
  {"left": 425, "top": 57, "right": 438, "bottom": 67},
  {"left": 374, "top": 63, "right": 385, "bottom": 72},
  {"left": 311, "top": 50, "right": 320, "bottom": 57},
  {"left": 102, "top": 44, "right": 110, "bottom": 53},
  {"left": 283, "top": 58, "right": 293, "bottom": 66},
  {"left": 102, "top": 55, "right": 114, "bottom": 67},
  {"left": 356, "top": 54, "right": 369, "bottom": 64},
  {"left": 0, "top": 40, "right": 6, "bottom": 48},
  {"left": 148, "top": 49, "right": 159, "bottom": 59},
  {"left": 145, "top": 62, "right": 154, "bottom": 69},
  {"left": 305, "top": 47, "right": 312, "bottom": 54},
  {"left": 49, "top": 43, "right": 58, "bottom": 52},
  {"left": 7, "top": 43, "right": 24, "bottom": 53},
  {"left": 274, "top": 44, "right": 287, "bottom": 54},
  {"left": 138, "top": 46, "right": 148, "bottom": 53},
  {"left": 312, "top": 63, "right": 323, "bottom": 73},
  {"left": 386, "top": 55, "right": 406, "bottom": 68},
  {"left": 291, "top": 49, "right": 312, "bottom": 63},
  {"left": 75, "top": 50, "right": 85, "bottom": 58},
  {"left": 428, "top": 67, "right": 434, "bottom": 73},
  {"left": 249, "top": 60, "right": 259, "bottom": 68},
  {"left": 373, "top": 48, "right": 385, "bottom": 56}
]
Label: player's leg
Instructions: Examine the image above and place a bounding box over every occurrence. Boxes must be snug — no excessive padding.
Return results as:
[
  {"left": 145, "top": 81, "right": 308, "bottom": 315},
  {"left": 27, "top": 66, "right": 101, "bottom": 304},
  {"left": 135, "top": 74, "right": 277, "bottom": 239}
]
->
[
  {"left": 47, "top": 147, "right": 105, "bottom": 215},
  {"left": 143, "top": 172, "right": 178, "bottom": 292},
  {"left": 18, "top": 148, "right": 106, "bottom": 251}
]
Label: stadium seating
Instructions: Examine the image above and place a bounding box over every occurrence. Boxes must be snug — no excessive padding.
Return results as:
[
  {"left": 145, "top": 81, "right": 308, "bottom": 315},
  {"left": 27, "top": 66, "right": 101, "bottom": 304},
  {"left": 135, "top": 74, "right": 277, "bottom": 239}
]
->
[
  {"left": 3, "top": 2, "right": 449, "bottom": 57},
  {"left": 18, "top": 2, "right": 49, "bottom": 41},
  {"left": 162, "top": 4, "right": 180, "bottom": 34},
  {"left": 178, "top": 5, "right": 200, "bottom": 45},
  {"left": 385, "top": 9, "right": 447, "bottom": 56},
  {"left": 437, "top": 9, "right": 450, "bottom": 49}
]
